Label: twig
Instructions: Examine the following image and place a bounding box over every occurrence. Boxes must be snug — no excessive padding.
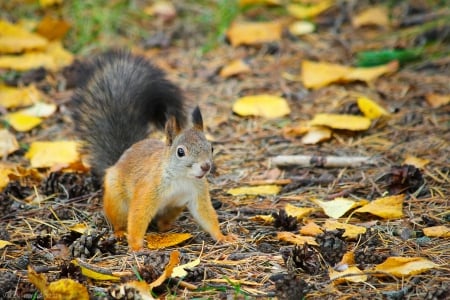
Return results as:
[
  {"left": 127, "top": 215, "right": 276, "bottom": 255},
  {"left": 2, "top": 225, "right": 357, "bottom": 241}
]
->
[{"left": 270, "top": 155, "right": 378, "bottom": 168}]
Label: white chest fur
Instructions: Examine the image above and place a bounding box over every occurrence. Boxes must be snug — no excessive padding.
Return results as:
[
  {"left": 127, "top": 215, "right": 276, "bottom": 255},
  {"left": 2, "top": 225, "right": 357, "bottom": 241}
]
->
[{"left": 160, "top": 177, "right": 202, "bottom": 209}]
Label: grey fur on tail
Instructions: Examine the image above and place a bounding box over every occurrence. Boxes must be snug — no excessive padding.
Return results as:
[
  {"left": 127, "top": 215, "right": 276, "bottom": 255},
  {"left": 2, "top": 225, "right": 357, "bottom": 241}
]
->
[{"left": 72, "top": 50, "right": 186, "bottom": 177}]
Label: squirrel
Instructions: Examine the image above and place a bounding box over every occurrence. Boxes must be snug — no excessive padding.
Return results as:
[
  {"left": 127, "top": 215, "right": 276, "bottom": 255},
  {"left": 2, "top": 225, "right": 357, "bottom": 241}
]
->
[{"left": 72, "top": 51, "right": 235, "bottom": 251}]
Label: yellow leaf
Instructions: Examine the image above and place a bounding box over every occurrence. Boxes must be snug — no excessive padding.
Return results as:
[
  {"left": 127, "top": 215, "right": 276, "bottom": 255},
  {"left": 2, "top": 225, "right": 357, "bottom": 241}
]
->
[
  {"left": 3, "top": 112, "right": 42, "bottom": 132},
  {"left": 284, "top": 203, "right": 315, "bottom": 220},
  {"left": 0, "top": 240, "right": 14, "bottom": 249},
  {"left": 71, "top": 260, "right": 120, "bottom": 281},
  {"left": 144, "top": 1, "right": 177, "bottom": 20},
  {"left": 324, "top": 220, "right": 366, "bottom": 239},
  {"left": 423, "top": 225, "right": 450, "bottom": 238},
  {"left": 277, "top": 232, "right": 318, "bottom": 246},
  {"left": 373, "top": 257, "right": 438, "bottom": 277},
  {"left": 287, "top": 1, "right": 333, "bottom": 19},
  {"left": 172, "top": 258, "right": 201, "bottom": 278},
  {"left": 226, "top": 21, "right": 282, "bottom": 47},
  {"left": 36, "top": 15, "right": 70, "bottom": 40},
  {"left": 69, "top": 223, "right": 89, "bottom": 234},
  {"left": 28, "top": 265, "right": 89, "bottom": 300},
  {"left": 312, "top": 198, "right": 368, "bottom": 219},
  {"left": 0, "top": 52, "right": 55, "bottom": 71},
  {"left": 239, "top": 0, "right": 281, "bottom": 6},
  {"left": 0, "top": 84, "right": 41, "bottom": 108},
  {"left": 354, "top": 194, "right": 404, "bottom": 219},
  {"left": 150, "top": 250, "right": 180, "bottom": 289},
  {"left": 403, "top": 154, "right": 430, "bottom": 169},
  {"left": 0, "top": 20, "right": 48, "bottom": 53},
  {"left": 310, "top": 113, "right": 371, "bottom": 131},
  {"left": 0, "top": 129, "right": 19, "bottom": 158},
  {"left": 45, "top": 41, "right": 74, "bottom": 70},
  {"left": 40, "top": 0, "right": 63, "bottom": 7},
  {"left": 219, "top": 59, "right": 251, "bottom": 78},
  {"left": 250, "top": 215, "right": 275, "bottom": 223},
  {"left": 301, "top": 60, "right": 398, "bottom": 89},
  {"left": 300, "top": 220, "right": 323, "bottom": 236},
  {"left": 0, "top": 165, "right": 13, "bottom": 190},
  {"left": 146, "top": 232, "right": 192, "bottom": 249},
  {"left": 25, "top": 141, "right": 80, "bottom": 168},
  {"left": 227, "top": 185, "right": 281, "bottom": 196},
  {"left": 232, "top": 95, "right": 290, "bottom": 119},
  {"left": 329, "top": 265, "right": 367, "bottom": 284},
  {"left": 301, "top": 60, "right": 350, "bottom": 89},
  {"left": 301, "top": 126, "right": 332, "bottom": 144},
  {"left": 352, "top": 6, "right": 389, "bottom": 28},
  {"left": 357, "top": 96, "right": 389, "bottom": 119},
  {"left": 425, "top": 93, "right": 450, "bottom": 108},
  {"left": 288, "top": 21, "right": 315, "bottom": 36}
]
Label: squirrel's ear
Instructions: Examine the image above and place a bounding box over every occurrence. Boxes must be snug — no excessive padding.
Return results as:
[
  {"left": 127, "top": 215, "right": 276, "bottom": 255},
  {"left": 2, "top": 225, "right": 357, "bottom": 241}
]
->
[
  {"left": 192, "top": 106, "right": 203, "bottom": 131},
  {"left": 165, "top": 116, "right": 181, "bottom": 146}
]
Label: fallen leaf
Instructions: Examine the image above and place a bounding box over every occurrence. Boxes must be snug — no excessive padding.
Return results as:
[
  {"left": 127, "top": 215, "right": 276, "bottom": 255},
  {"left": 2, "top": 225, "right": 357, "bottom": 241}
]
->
[
  {"left": 226, "top": 21, "right": 282, "bottom": 47},
  {"left": 0, "top": 84, "right": 41, "bottom": 108},
  {"left": 172, "top": 258, "right": 201, "bottom": 278},
  {"left": 301, "top": 126, "right": 332, "bottom": 144},
  {"left": 147, "top": 232, "right": 192, "bottom": 249},
  {"left": 123, "top": 281, "right": 155, "bottom": 300},
  {"left": 352, "top": 6, "right": 389, "bottom": 28},
  {"left": 357, "top": 96, "right": 389, "bottom": 119},
  {"left": 277, "top": 231, "right": 318, "bottom": 246},
  {"left": 313, "top": 198, "right": 368, "bottom": 219},
  {"left": 344, "top": 61, "right": 398, "bottom": 83},
  {"left": 373, "top": 256, "right": 438, "bottom": 277},
  {"left": 0, "top": 52, "right": 55, "bottom": 71},
  {"left": 288, "top": 21, "right": 315, "bottom": 36},
  {"left": 340, "top": 251, "right": 355, "bottom": 265},
  {"left": 425, "top": 93, "right": 450, "bottom": 108},
  {"left": 403, "top": 154, "right": 430, "bottom": 169},
  {"left": 310, "top": 113, "right": 371, "bottom": 131},
  {"left": 40, "top": 0, "right": 63, "bottom": 7},
  {"left": 0, "top": 20, "right": 48, "bottom": 53},
  {"left": 354, "top": 194, "right": 404, "bottom": 219},
  {"left": 0, "top": 129, "right": 19, "bottom": 158},
  {"left": 25, "top": 141, "right": 80, "bottom": 168},
  {"left": 239, "top": 0, "right": 281, "bottom": 6},
  {"left": 284, "top": 203, "right": 315, "bottom": 220},
  {"left": 250, "top": 215, "right": 275, "bottom": 223},
  {"left": 19, "top": 102, "right": 57, "bottom": 118},
  {"left": 324, "top": 220, "right": 366, "bottom": 239},
  {"left": 282, "top": 122, "right": 310, "bottom": 138},
  {"left": 227, "top": 185, "right": 281, "bottom": 196},
  {"left": 69, "top": 223, "right": 89, "bottom": 234},
  {"left": 329, "top": 265, "right": 367, "bottom": 284},
  {"left": 287, "top": 1, "right": 333, "bottom": 19},
  {"left": 300, "top": 220, "right": 324, "bottom": 236},
  {"left": 150, "top": 250, "right": 180, "bottom": 289},
  {"left": 3, "top": 112, "right": 43, "bottom": 132},
  {"left": 71, "top": 260, "right": 120, "bottom": 281},
  {"left": 423, "top": 225, "right": 450, "bottom": 238},
  {"left": 0, "top": 240, "right": 14, "bottom": 249},
  {"left": 232, "top": 94, "right": 290, "bottom": 118},
  {"left": 220, "top": 59, "right": 251, "bottom": 78},
  {"left": 36, "top": 15, "right": 70, "bottom": 40},
  {"left": 28, "top": 265, "right": 90, "bottom": 299},
  {"left": 144, "top": 1, "right": 177, "bottom": 21},
  {"left": 45, "top": 41, "right": 75, "bottom": 70}
]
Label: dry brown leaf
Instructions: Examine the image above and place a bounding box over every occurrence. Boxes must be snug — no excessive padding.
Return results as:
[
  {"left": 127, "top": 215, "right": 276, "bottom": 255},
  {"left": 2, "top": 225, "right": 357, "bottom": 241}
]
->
[
  {"left": 36, "top": 15, "right": 70, "bottom": 40},
  {"left": 352, "top": 6, "right": 389, "bottom": 28},
  {"left": 373, "top": 256, "right": 438, "bottom": 277},
  {"left": 425, "top": 93, "right": 450, "bottom": 108},
  {"left": 226, "top": 21, "right": 282, "bottom": 47},
  {"left": 146, "top": 232, "right": 192, "bottom": 249},
  {"left": 354, "top": 194, "right": 404, "bottom": 219},
  {"left": 301, "top": 126, "right": 332, "bottom": 144},
  {"left": 220, "top": 59, "right": 251, "bottom": 78},
  {"left": 0, "top": 129, "right": 19, "bottom": 158},
  {"left": 277, "top": 231, "right": 319, "bottom": 246},
  {"left": 310, "top": 113, "right": 371, "bottom": 131},
  {"left": 423, "top": 225, "right": 450, "bottom": 238},
  {"left": 324, "top": 220, "right": 367, "bottom": 239}
]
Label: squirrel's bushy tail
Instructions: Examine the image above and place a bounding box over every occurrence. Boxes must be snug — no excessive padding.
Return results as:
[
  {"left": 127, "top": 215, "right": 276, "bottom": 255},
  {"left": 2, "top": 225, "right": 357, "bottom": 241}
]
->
[{"left": 72, "top": 51, "right": 186, "bottom": 177}]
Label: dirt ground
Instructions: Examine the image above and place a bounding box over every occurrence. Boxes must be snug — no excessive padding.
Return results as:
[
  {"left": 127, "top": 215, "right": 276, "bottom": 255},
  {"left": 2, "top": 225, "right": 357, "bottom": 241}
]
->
[{"left": 0, "top": 1, "right": 449, "bottom": 299}]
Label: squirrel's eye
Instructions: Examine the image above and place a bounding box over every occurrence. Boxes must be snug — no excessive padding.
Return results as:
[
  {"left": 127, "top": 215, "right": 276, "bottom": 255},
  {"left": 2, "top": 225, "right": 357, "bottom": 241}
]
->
[
  {"left": 211, "top": 146, "right": 214, "bottom": 153},
  {"left": 176, "top": 146, "right": 185, "bottom": 158}
]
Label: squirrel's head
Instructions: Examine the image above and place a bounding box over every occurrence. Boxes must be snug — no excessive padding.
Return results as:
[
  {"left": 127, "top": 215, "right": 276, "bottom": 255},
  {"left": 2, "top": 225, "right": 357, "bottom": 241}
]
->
[{"left": 165, "top": 106, "right": 213, "bottom": 179}]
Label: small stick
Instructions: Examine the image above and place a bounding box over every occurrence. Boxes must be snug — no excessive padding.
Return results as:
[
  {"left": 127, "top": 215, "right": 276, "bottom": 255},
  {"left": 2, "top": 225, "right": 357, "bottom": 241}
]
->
[{"left": 270, "top": 155, "right": 378, "bottom": 168}]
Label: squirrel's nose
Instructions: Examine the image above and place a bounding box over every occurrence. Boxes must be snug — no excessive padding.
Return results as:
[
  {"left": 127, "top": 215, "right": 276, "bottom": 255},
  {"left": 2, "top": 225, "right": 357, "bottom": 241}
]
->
[{"left": 201, "top": 162, "right": 211, "bottom": 172}]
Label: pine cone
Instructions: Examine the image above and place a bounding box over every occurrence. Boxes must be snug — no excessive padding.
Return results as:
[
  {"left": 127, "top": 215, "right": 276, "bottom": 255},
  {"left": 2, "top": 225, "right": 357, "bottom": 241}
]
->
[
  {"left": 316, "top": 229, "right": 347, "bottom": 266},
  {"left": 425, "top": 283, "right": 449, "bottom": 300},
  {"left": 0, "top": 271, "right": 18, "bottom": 295},
  {"left": 108, "top": 285, "right": 143, "bottom": 300},
  {"left": 42, "top": 171, "right": 96, "bottom": 199},
  {"left": 274, "top": 273, "right": 311, "bottom": 300},
  {"left": 69, "top": 229, "right": 109, "bottom": 258},
  {"left": 272, "top": 209, "right": 298, "bottom": 231},
  {"left": 354, "top": 246, "right": 387, "bottom": 267},
  {"left": 357, "top": 228, "right": 382, "bottom": 247}
]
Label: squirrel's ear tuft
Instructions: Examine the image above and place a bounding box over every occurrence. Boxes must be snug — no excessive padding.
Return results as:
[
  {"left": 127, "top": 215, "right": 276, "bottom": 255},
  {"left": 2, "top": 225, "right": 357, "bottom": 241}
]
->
[
  {"left": 192, "top": 106, "right": 203, "bottom": 131},
  {"left": 165, "top": 116, "right": 181, "bottom": 146}
]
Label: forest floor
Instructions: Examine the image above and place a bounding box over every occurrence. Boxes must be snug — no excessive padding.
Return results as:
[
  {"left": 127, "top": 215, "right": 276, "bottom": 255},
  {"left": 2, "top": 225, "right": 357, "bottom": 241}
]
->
[{"left": 0, "top": 1, "right": 449, "bottom": 299}]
